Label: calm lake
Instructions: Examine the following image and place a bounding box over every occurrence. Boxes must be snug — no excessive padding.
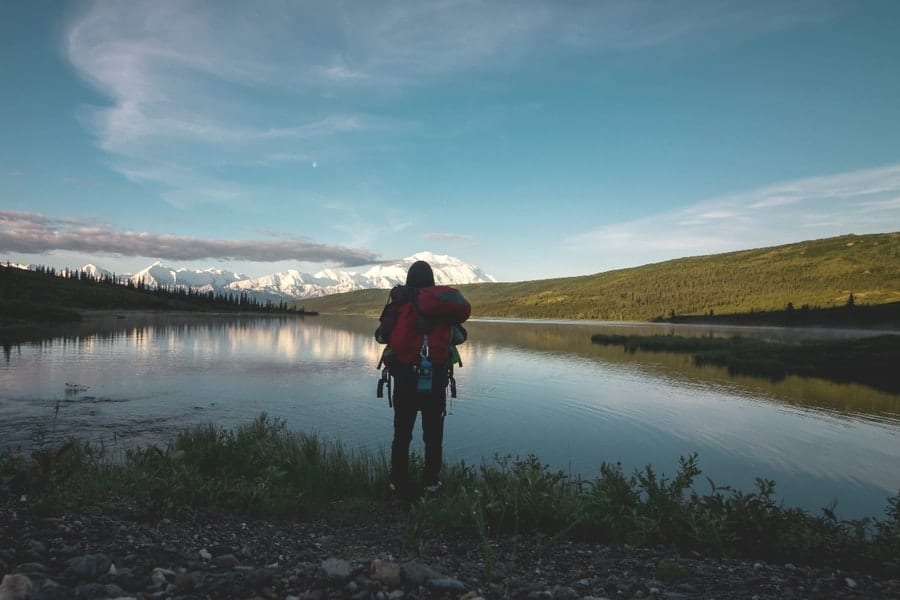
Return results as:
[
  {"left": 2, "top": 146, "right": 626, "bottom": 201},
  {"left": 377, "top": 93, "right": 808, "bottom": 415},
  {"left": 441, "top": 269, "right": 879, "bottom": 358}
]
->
[{"left": 2, "top": 313, "right": 899, "bottom": 519}]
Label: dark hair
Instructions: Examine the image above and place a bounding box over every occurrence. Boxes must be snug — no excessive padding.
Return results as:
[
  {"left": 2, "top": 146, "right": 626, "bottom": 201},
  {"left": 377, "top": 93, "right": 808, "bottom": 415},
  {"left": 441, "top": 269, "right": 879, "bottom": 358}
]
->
[{"left": 406, "top": 260, "right": 435, "bottom": 288}]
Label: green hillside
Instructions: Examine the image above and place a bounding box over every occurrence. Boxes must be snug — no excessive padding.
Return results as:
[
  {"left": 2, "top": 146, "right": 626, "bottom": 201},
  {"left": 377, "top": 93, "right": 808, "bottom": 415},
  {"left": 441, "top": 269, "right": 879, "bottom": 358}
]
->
[{"left": 293, "top": 232, "right": 900, "bottom": 321}]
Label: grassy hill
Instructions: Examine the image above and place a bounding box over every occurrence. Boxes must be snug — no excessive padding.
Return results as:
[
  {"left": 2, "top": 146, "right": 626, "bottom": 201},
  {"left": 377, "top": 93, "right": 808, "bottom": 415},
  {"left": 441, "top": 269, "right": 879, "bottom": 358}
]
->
[{"left": 292, "top": 232, "right": 900, "bottom": 322}]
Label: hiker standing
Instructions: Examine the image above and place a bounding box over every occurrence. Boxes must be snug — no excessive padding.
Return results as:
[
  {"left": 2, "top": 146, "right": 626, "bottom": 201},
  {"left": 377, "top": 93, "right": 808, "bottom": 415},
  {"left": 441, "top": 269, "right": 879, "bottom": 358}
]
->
[{"left": 375, "top": 260, "right": 470, "bottom": 501}]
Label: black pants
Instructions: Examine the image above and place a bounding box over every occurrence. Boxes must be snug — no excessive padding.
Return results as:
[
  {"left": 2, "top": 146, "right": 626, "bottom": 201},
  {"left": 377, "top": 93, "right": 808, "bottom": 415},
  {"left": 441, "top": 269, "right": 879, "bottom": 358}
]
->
[{"left": 390, "top": 366, "right": 448, "bottom": 493}]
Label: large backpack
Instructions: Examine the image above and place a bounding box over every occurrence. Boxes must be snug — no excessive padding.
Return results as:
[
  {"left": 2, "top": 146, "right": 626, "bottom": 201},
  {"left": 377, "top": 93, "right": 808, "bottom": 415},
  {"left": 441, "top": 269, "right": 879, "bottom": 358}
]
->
[{"left": 375, "top": 284, "right": 470, "bottom": 400}]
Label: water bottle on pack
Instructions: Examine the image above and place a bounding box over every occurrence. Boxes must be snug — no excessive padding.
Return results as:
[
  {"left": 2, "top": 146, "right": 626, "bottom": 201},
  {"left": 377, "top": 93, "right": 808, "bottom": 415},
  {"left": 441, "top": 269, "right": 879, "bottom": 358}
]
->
[
  {"left": 417, "top": 336, "right": 432, "bottom": 393},
  {"left": 417, "top": 354, "right": 433, "bottom": 393}
]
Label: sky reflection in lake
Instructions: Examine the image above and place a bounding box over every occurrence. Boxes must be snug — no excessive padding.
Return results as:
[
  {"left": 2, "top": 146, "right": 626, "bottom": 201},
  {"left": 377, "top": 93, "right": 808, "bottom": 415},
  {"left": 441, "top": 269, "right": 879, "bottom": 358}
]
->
[{"left": 1, "top": 314, "right": 898, "bottom": 519}]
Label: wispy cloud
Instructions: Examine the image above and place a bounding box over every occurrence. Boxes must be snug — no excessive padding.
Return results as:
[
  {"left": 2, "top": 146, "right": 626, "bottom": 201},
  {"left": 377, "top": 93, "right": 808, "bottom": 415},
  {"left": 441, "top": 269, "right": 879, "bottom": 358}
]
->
[
  {"left": 64, "top": 1, "right": 835, "bottom": 207},
  {"left": 568, "top": 164, "right": 900, "bottom": 271},
  {"left": 0, "top": 211, "right": 379, "bottom": 266},
  {"left": 423, "top": 232, "right": 473, "bottom": 242}
]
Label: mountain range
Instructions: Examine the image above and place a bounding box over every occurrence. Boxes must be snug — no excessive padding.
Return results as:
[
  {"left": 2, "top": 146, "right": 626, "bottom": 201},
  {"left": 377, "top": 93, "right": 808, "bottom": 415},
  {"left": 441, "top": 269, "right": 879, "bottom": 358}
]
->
[{"left": 44, "top": 252, "right": 496, "bottom": 302}]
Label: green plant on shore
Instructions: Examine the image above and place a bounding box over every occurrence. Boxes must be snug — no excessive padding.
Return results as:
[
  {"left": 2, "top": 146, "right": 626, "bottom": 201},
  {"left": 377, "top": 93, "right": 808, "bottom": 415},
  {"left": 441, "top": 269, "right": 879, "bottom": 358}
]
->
[
  {"left": 5, "top": 414, "right": 900, "bottom": 576},
  {"left": 459, "top": 486, "right": 495, "bottom": 584}
]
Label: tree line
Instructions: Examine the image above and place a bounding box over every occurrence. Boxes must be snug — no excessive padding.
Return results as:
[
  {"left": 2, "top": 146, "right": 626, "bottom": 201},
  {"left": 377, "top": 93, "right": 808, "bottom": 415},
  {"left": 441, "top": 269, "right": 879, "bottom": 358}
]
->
[{"left": 1, "top": 261, "right": 300, "bottom": 314}]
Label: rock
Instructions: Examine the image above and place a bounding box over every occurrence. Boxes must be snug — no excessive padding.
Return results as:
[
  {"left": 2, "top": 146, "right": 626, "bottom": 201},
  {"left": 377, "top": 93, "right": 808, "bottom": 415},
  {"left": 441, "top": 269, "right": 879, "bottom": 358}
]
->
[
  {"left": 213, "top": 553, "right": 241, "bottom": 568},
  {"left": 199, "top": 548, "right": 212, "bottom": 560},
  {"left": 400, "top": 561, "right": 442, "bottom": 585},
  {"left": 74, "top": 582, "right": 126, "bottom": 599},
  {"left": 30, "top": 579, "right": 71, "bottom": 600},
  {"left": 845, "top": 577, "right": 858, "bottom": 589},
  {"left": 66, "top": 554, "right": 113, "bottom": 580},
  {"left": 371, "top": 559, "right": 402, "bottom": 587},
  {"left": 15, "top": 562, "right": 48, "bottom": 576},
  {"left": 174, "top": 571, "right": 206, "bottom": 591},
  {"left": 321, "top": 558, "right": 352, "bottom": 582},
  {"left": 551, "top": 585, "right": 578, "bottom": 599},
  {"left": 246, "top": 567, "right": 278, "bottom": 590},
  {"left": 428, "top": 576, "right": 466, "bottom": 592},
  {"left": 0, "top": 574, "right": 32, "bottom": 600},
  {"left": 150, "top": 567, "right": 175, "bottom": 589},
  {"left": 209, "top": 544, "right": 235, "bottom": 556}
]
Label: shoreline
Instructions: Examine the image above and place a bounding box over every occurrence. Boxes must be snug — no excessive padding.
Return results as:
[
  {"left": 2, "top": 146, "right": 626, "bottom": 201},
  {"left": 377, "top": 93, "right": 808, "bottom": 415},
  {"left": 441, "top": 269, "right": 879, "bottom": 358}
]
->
[{"left": 0, "top": 309, "right": 315, "bottom": 346}]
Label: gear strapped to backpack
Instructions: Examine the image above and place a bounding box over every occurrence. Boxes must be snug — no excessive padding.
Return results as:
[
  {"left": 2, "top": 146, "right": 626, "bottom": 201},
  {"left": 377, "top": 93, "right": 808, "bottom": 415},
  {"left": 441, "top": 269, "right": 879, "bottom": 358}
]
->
[{"left": 375, "top": 284, "right": 470, "bottom": 405}]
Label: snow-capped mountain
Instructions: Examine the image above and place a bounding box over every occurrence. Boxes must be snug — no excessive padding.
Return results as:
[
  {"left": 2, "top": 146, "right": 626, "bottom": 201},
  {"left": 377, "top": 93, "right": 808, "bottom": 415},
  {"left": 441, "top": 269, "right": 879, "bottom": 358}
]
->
[
  {"left": 227, "top": 270, "right": 338, "bottom": 301},
  {"left": 362, "top": 252, "right": 495, "bottom": 288},
  {"left": 128, "top": 262, "right": 247, "bottom": 293},
  {"left": 81, "top": 264, "right": 112, "bottom": 280},
  {"left": 229, "top": 252, "right": 495, "bottom": 301},
  {"left": 86, "top": 253, "right": 495, "bottom": 302}
]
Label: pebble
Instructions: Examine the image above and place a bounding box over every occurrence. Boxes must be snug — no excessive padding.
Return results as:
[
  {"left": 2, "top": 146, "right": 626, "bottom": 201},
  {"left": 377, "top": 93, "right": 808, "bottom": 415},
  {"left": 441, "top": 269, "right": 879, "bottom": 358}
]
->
[
  {"left": 371, "top": 558, "right": 402, "bottom": 587},
  {"left": 428, "top": 576, "right": 466, "bottom": 592},
  {"left": 0, "top": 574, "right": 32, "bottom": 600},
  {"left": 320, "top": 557, "right": 351, "bottom": 582},
  {"left": 66, "top": 553, "right": 112, "bottom": 579},
  {"left": 212, "top": 553, "right": 240, "bottom": 568}
]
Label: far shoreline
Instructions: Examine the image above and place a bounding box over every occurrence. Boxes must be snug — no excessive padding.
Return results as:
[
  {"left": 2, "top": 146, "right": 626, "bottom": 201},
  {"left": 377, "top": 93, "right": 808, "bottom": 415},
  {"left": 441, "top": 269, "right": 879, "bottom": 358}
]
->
[
  {"left": 0, "top": 308, "right": 317, "bottom": 346},
  {"left": 4, "top": 306, "right": 897, "bottom": 347}
]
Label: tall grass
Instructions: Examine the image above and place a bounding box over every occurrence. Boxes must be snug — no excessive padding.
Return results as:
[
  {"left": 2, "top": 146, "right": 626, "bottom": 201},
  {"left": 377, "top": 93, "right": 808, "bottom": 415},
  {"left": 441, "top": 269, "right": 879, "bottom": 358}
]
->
[
  {"left": 113, "top": 414, "right": 390, "bottom": 519},
  {"left": 3, "top": 415, "right": 898, "bottom": 576}
]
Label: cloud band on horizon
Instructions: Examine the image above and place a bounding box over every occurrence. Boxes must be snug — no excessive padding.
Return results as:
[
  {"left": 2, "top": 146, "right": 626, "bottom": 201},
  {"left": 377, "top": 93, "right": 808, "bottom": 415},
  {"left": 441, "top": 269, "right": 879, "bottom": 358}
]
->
[{"left": 0, "top": 211, "right": 379, "bottom": 266}]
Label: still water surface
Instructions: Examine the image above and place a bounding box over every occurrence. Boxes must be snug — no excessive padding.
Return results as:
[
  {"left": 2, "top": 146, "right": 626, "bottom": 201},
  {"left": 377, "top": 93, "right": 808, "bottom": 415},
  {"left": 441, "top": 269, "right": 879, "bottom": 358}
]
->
[{"left": 2, "top": 314, "right": 898, "bottom": 519}]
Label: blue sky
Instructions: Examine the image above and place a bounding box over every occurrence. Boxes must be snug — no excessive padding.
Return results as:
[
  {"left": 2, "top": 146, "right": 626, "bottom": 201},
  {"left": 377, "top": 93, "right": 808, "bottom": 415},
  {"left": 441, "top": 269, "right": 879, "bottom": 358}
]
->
[{"left": 2, "top": 0, "right": 899, "bottom": 282}]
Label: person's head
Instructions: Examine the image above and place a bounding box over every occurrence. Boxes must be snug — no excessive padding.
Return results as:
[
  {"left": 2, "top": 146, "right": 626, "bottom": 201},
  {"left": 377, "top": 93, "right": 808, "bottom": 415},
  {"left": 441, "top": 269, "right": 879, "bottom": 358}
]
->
[{"left": 406, "top": 260, "right": 435, "bottom": 288}]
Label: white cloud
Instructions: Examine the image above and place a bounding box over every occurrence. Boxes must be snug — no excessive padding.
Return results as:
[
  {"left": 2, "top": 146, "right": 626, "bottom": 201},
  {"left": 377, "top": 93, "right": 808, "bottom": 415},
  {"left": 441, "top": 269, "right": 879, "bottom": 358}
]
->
[
  {"left": 568, "top": 163, "right": 900, "bottom": 271},
  {"left": 0, "top": 211, "right": 379, "bottom": 266}
]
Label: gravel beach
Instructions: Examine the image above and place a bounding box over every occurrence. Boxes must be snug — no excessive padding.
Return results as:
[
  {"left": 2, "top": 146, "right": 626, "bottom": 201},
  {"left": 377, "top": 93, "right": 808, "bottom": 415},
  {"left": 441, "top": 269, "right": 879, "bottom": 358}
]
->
[{"left": 2, "top": 493, "right": 898, "bottom": 600}]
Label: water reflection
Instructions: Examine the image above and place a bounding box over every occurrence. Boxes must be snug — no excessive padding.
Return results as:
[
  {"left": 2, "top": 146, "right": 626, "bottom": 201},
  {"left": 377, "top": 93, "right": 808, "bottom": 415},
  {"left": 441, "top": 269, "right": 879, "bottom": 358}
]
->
[
  {"left": 1, "top": 313, "right": 898, "bottom": 519},
  {"left": 321, "top": 315, "right": 900, "bottom": 424}
]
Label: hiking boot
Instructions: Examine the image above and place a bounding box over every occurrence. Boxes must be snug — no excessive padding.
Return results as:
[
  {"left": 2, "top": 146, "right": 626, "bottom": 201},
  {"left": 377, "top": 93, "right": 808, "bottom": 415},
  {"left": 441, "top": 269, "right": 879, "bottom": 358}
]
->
[{"left": 389, "top": 482, "right": 411, "bottom": 508}]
